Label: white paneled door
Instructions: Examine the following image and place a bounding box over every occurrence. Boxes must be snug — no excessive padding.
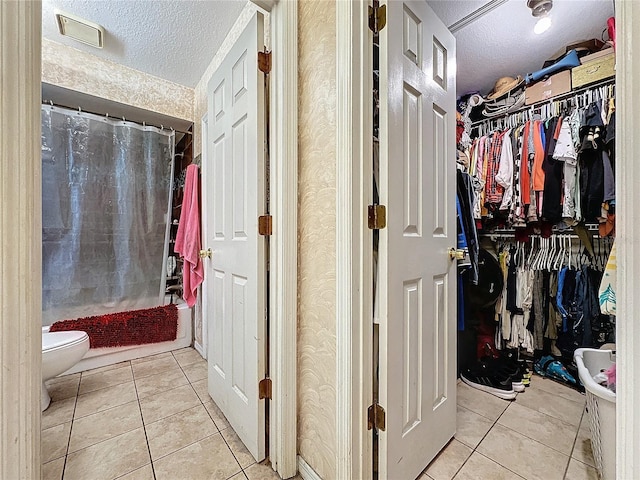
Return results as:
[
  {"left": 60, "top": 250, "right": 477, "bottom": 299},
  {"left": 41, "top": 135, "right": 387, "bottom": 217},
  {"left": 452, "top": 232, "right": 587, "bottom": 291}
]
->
[
  {"left": 378, "top": 2, "right": 457, "bottom": 479},
  {"left": 203, "top": 12, "right": 267, "bottom": 462}
]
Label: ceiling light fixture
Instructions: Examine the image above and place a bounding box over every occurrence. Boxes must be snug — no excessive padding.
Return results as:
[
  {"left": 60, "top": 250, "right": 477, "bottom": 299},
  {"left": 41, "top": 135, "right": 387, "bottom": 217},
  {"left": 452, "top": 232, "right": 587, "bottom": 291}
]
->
[
  {"left": 534, "top": 15, "right": 552, "bottom": 34},
  {"left": 528, "top": 0, "right": 553, "bottom": 34},
  {"left": 55, "top": 10, "right": 104, "bottom": 48}
]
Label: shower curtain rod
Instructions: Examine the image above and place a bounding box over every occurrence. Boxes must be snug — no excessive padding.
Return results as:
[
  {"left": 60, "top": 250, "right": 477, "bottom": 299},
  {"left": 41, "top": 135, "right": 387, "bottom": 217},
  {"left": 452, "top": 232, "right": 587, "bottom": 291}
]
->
[{"left": 42, "top": 100, "right": 192, "bottom": 136}]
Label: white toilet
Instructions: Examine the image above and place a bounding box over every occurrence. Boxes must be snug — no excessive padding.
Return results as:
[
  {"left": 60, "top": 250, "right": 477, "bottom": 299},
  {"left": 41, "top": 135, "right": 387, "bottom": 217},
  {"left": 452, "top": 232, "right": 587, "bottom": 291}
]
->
[{"left": 42, "top": 327, "right": 90, "bottom": 411}]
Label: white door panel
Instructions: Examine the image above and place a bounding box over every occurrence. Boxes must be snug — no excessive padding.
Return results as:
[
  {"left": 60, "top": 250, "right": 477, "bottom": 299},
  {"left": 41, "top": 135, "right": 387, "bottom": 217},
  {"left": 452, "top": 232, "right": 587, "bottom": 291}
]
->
[
  {"left": 379, "top": 2, "right": 457, "bottom": 479},
  {"left": 203, "top": 12, "right": 266, "bottom": 462}
]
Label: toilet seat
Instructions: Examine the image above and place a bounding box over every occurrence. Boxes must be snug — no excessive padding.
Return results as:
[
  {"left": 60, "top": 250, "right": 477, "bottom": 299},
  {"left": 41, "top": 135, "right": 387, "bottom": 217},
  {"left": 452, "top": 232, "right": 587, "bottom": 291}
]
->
[{"left": 42, "top": 331, "right": 89, "bottom": 352}]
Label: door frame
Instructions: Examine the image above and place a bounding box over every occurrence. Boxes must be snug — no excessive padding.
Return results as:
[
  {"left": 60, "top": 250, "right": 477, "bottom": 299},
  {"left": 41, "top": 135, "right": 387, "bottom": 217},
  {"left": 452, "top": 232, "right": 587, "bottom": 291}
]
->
[
  {"left": 615, "top": 1, "right": 640, "bottom": 477},
  {"left": 335, "top": 1, "right": 373, "bottom": 479},
  {"left": 197, "top": 112, "right": 208, "bottom": 360},
  {"left": 251, "top": 0, "right": 299, "bottom": 478},
  {"left": 335, "top": 1, "right": 640, "bottom": 479}
]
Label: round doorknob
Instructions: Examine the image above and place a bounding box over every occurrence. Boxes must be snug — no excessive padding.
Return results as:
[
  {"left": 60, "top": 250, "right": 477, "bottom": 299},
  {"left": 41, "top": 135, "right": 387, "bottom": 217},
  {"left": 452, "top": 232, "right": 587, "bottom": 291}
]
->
[
  {"left": 199, "top": 248, "right": 212, "bottom": 259},
  {"left": 448, "top": 247, "right": 467, "bottom": 261}
]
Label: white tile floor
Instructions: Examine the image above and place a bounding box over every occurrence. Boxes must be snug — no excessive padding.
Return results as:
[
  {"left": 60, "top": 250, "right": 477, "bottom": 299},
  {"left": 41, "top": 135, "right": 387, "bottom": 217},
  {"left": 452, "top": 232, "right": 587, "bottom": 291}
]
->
[
  {"left": 419, "top": 378, "right": 598, "bottom": 480},
  {"left": 42, "top": 348, "right": 292, "bottom": 480},
  {"left": 43, "top": 347, "right": 598, "bottom": 480}
]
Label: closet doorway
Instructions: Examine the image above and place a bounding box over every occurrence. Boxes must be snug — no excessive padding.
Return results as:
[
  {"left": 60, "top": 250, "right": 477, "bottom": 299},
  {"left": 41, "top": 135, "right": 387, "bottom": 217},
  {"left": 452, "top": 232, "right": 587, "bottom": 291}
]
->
[{"left": 335, "top": 0, "right": 636, "bottom": 479}]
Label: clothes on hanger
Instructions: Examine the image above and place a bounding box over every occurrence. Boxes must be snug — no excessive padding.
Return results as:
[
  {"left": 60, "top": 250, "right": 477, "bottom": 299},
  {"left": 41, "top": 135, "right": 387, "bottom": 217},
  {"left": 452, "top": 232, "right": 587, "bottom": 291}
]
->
[
  {"left": 484, "top": 237, "right": 616, "bottom": 362},
  {"left": 462, "top": 85, "right": 616, "bottom": 233}
]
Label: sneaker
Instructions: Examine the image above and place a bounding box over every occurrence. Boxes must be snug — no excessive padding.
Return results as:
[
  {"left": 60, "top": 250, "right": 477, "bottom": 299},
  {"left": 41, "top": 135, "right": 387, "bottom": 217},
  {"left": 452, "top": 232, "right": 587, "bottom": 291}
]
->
[
  {"left": 478, "top": 355, "right": 528, "bottom": 392},
  {"left": 511, "top": 381, "right": 525, "bottom": 393},
  {"left": 534, "top": 356, "right": 577, "bottom": 385},
  {"left": 460, "top": 364, "right": 517, "bottom": 400},
  {"left": 483, "top": 344, "right": 532, "bottom": 381}
]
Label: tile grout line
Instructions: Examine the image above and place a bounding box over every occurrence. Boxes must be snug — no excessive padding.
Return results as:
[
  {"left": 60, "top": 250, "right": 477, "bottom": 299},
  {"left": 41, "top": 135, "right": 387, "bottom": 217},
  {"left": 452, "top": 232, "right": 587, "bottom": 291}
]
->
[
  {"left": 147, "top": 350, "right": 242, "bottom": 476},
  {"left": 455, "top": 391, "right": 571, "bottom": 480},
  {"left": 470, "top": 451, "right": 528, "bottom": 480},
  {"left": 562, "top": 408, "right": 587, "bottom": 480},
  {"left": 134, "top": 350, "right": 224, "bottom": 467},
  {"left": 449, "top": 399, "right": 509, "bottom": 479},
  {"left": 495, "top": 413, "right": 580, "bottom": 457},
  {"left": 131, "top": 362, "right": 158, "bottom": 480},
  {"left": 172, "top": 350, "right": 247, "bottom": 478},
  {"left": 174, "top": 350, "right": 229, "bottom": 433},
  {"left": 59, "top": 371, "right": 83, "bottom": 479}
]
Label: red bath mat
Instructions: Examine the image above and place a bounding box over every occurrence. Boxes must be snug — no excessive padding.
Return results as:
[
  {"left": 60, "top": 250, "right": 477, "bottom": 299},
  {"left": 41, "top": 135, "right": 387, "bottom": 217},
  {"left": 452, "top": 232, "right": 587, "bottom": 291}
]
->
[{"left": 50, "top": 304, "right": 178, "bottom": 349}]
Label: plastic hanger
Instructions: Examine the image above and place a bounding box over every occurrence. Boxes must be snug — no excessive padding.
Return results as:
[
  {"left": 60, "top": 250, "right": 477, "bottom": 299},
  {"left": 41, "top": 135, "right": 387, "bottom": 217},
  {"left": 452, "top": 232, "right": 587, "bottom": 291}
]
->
[
  {"left": 526, "top": 236, "right": 537, "bottom": 268},
  {"left": 546, "top": 235, "right": 556, "bottom": 271},
  {"left": 555, "top": 234, "right": 566, "bottom": 271}
]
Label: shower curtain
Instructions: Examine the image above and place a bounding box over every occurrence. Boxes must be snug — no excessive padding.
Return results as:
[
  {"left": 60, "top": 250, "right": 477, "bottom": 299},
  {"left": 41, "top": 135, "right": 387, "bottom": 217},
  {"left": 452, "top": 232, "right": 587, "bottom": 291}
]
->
[{"left": 41, "top": 105, "right": 174, "bottom": 326}]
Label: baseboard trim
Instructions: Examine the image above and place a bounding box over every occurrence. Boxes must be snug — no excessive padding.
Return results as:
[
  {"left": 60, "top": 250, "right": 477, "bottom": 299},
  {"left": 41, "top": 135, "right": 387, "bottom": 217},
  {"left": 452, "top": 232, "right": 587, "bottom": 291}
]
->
[
  {"left": 297, "top": 456, "right": 322, "bottom": 480},
  {"left": 193, "top": 340, "right": 205, "bottom": 359}
]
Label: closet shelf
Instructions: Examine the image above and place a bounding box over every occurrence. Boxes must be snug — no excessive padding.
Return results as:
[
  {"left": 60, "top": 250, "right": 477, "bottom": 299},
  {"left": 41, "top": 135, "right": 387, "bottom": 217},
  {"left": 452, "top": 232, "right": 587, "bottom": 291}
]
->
[{"left": 470, "top": 77, "right": 615, "bottom": 128}]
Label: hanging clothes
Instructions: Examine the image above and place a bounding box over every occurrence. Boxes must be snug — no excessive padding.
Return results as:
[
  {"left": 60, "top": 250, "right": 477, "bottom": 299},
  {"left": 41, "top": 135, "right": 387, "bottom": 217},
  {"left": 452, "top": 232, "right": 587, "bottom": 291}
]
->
[
  {"left": 457, "top": 171, "right": 479, "bottom": 283},
  {"left": 542, "top": 117, "right": 564, "bottom": 223},
  {"left": 466, "top": 86, "right": 616, "bottom": 233}
]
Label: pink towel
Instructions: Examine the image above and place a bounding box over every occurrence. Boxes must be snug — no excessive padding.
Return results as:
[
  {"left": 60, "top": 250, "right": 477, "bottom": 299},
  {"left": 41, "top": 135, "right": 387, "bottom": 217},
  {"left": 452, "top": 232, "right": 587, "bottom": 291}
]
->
[{"left": 174, "top": 164, "right": 204, "bottom": 307}]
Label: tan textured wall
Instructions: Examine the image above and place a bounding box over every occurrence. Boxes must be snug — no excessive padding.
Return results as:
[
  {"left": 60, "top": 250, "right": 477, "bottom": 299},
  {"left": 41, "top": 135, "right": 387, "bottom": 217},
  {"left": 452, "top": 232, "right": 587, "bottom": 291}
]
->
[
  {"left": 42, "top": 39, "right": 193, "bottom": 121},
  {"left": 297, "top": 1, "right": 337, "bottom": 478}
]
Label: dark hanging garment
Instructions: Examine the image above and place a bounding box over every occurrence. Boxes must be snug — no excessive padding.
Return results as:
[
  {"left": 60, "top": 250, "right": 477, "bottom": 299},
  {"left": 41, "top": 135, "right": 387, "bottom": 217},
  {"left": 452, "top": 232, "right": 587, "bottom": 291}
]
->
[
  {"left": 457, "top": 171, "right": 479, "bottom": 283},
  {"left": 506, "top": 250, "right": 519, "bottom": 313},
  {"left": 542, "top": 117, "right": 564, "bottom": 222},
  {"left": 573, "top": 267, "right": 590, "bottom": 347},
  {"left": 579, "top": 103, "right": 606, "bottom": 222},
  {"left": 579, "top": 147, "right": 605, "bottom": 222}
]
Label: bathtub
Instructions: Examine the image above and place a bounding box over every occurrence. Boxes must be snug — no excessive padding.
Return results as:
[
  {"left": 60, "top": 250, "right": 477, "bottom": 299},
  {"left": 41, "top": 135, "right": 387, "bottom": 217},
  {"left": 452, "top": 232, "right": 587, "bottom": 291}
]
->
[{"left": 43, "top": 301, "right": 193, "bottom": 375}]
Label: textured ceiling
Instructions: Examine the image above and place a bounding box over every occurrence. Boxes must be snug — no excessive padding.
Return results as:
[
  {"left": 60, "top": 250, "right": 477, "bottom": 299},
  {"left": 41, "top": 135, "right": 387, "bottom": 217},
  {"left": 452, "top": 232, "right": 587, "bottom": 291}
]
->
[
  {"left": 42, "top": 0, "right": 247, "bottom": 88},
  {"left": 42, "top": 0, "right": 614, "bottom": 100},
  {"left": 427, "top": 0, "right": 490, "bottom": 26},
  {"left": 427, "top": 0, "right": 614, "bottom": 97}
]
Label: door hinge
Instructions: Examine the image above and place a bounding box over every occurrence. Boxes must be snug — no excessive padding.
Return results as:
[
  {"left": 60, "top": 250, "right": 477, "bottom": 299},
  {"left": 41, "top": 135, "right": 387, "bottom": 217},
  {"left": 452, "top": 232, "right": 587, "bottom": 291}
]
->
[
  {"left": 258, "top": 215, "right": 272, "bottom": 235},
  {"left": 258, "top": 50, "right": 272, "bottom": 74},
  {"left": 367, "top": 403, "right": 386, "bottom": 431},
  {"left": 259, "top": 378, "right": 272, "bottom": 399},
  {"left": 368, "top": 204, "right": 387, "bottom": 230},
  {"left": 368, "top": 4, "right": 387, "bottom": 34}
]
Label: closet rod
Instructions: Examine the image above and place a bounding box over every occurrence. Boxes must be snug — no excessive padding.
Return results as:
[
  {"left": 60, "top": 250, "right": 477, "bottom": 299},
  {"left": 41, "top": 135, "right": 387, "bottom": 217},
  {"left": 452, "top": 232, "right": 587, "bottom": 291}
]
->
[
  {"left": 470, "top": 77, "right": 615, "bottom": 128},
  {"left": 485, "top": 233, "right": 603, "bottom": 240},
  {"left": 483, "top": 224, "right": 601, "bottom": 238},
  {"left": 42, "top": 100, "right": 193, "bottom": 136}
]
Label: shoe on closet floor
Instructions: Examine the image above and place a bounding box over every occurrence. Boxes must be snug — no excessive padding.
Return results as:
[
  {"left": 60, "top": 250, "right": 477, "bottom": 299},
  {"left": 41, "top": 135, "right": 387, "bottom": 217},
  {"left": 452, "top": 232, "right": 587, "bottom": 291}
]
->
[
  {"left": 482, "top": 344, "right": 532, "bottom": 382},
  {"left": 460, "top": 364, "right": 517, "bottom": 400},
  {"left": 534, "top": 355, "right": 578, "bottom": 385}
]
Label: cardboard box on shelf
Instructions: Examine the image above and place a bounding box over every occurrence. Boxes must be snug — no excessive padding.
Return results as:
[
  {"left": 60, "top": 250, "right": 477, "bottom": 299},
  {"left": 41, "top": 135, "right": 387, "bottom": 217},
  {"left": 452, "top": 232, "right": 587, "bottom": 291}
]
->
[
  {"left": 579, "top": 47, "right": 614, "bottom": 64},
  {"left": 572, "top": 52, "right": 615, "bottom": 89},
  {"left": 525, "top": 70, "right": 572, "bottom": 106}
]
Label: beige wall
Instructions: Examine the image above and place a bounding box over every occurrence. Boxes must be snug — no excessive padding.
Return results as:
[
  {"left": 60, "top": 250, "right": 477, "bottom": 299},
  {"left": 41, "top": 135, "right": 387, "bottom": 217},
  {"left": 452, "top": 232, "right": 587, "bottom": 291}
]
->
[
  {"left": 42, "top": 39, "right": 193, "bottom": 121},
  {"left": 297, "top": 1, "right": 338, "bottom": 477}
]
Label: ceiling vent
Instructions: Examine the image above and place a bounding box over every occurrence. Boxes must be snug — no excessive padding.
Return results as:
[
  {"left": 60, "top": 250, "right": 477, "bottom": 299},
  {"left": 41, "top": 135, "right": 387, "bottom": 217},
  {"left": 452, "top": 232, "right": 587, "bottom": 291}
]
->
[{"left": 55, "top": 10, "right": 104, "bottom": 48}]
